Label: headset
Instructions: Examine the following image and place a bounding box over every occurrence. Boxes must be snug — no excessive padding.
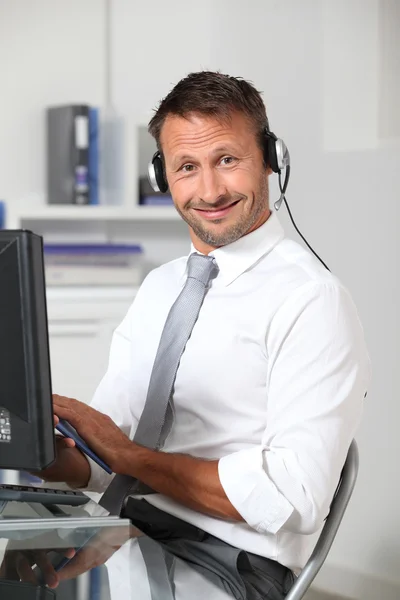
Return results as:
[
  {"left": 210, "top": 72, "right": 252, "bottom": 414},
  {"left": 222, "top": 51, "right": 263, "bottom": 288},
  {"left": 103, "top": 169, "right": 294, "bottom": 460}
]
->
[{"left": 148, "top": 128, "right": 330, "bottom": 271}]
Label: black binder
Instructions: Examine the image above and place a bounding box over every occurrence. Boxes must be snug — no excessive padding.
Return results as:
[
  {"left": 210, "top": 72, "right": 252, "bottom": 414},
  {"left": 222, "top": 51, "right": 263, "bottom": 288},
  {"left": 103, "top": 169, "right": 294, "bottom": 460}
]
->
[{"left": 47, "top": 105, "right": 90, "bottom": 205}]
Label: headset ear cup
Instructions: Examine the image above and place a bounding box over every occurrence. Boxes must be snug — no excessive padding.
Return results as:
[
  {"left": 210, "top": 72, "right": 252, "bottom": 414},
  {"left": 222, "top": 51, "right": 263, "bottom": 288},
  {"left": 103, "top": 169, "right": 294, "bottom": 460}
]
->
[
  {"left": 154, "top": 155, "right": 169, "bottom": 193},
  {"left": 148, "top": 152, "right": 169, "bottom": 193},
  {"left": 264, "top": 130, "right": 279, "bottom": 173}
]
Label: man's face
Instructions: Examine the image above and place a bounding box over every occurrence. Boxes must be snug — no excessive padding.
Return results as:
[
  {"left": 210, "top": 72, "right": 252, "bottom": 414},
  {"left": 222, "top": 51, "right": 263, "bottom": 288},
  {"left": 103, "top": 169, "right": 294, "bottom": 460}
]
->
[{"left": 160, "top": 111, "right": 271, "bottom": 253}]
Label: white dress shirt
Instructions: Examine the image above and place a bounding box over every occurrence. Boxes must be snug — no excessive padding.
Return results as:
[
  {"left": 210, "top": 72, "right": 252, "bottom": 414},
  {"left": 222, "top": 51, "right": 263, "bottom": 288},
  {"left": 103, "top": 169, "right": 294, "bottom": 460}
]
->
[{"left": 86, "top": 211, "right": 370, "bottom": 572}]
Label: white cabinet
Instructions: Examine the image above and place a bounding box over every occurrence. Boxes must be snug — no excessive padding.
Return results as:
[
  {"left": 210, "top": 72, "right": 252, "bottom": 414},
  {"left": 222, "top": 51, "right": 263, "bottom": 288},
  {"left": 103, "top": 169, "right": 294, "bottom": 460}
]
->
[
  {"left": 48, "top": 320, "right": 113, "bottom": 404},
  {"left": 46, "top": 287, "right": 136, "bottom": 405}
]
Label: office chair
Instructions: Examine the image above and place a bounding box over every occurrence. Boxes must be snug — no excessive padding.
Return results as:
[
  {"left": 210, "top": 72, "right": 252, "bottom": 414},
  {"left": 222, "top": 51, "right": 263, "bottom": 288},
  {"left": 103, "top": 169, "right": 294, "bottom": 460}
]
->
[{"left": 285, "top": 440, "right": 359, "bottom": 600}]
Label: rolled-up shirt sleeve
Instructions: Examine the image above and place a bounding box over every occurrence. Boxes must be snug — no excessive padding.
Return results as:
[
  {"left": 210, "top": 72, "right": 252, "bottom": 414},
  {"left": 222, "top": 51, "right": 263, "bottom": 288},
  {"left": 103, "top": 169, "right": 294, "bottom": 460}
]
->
[{"left": 218, "top": 281, "right": 371, "bottom": 536}]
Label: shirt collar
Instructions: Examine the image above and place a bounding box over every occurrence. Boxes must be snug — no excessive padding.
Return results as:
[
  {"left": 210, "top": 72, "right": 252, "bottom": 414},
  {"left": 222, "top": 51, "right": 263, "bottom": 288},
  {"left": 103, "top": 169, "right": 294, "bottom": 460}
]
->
[{"left": 183, "top": 211, "right": 285, "bottom": 286}]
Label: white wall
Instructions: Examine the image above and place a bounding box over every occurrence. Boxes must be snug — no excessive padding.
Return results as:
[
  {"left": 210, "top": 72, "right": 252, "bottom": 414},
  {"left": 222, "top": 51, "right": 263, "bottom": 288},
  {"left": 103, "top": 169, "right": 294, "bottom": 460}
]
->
[{"left": 0, "top": 0, "right": 399, "bottom": 597}]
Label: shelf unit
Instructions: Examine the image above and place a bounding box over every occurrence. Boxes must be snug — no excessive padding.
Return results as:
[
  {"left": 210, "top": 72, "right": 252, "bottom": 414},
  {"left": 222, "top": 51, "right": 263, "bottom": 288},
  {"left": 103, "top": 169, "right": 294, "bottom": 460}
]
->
[{"left": 5, "top": 201, "right": 190, "bottom": 273}]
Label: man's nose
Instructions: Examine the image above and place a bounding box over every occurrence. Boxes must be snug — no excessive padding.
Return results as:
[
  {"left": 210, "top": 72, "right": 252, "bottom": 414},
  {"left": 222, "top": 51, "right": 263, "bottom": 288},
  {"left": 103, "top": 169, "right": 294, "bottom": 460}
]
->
[{"left": 197, "top": 167, "right": 227, "bottom": 204}]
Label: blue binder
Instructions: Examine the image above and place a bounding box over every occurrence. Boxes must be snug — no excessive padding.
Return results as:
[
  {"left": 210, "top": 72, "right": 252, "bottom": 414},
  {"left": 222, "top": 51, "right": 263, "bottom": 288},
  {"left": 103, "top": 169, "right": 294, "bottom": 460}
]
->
[
  {"left": 0, "top": 201, "right": 5, "bottom": 228},
  {"left": 89, "top": 108, "right": 99, "bottom": 205}
]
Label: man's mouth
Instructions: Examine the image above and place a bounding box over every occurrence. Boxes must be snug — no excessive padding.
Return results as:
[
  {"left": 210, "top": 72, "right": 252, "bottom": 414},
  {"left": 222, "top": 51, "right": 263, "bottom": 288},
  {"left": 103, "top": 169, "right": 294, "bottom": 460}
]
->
[{"left": 192, "top": 199, "right": 240, "bottom": 220}]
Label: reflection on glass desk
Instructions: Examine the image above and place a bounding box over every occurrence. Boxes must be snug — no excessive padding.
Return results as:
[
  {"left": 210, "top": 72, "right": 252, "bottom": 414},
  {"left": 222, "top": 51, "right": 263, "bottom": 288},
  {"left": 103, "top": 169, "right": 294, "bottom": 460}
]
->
[
  {"left": 0, "top": 497, "right": 132, "bottom": 599},
  {"left": 0, "top": 497, "right": 272, "bottom": 600}
]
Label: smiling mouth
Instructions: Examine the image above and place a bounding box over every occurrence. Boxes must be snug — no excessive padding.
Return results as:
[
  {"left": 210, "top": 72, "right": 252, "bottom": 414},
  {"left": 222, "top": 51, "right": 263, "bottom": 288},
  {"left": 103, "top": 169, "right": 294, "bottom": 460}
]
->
[{"left": 193, "top": 200, "right": 241, "bottom": 220}]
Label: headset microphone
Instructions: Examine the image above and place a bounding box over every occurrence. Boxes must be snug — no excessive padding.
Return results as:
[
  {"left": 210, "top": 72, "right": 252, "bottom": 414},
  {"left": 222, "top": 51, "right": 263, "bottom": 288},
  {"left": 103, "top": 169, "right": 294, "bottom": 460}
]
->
[{"left": 275, "top": 166, "right": 290, "bottom": 212}]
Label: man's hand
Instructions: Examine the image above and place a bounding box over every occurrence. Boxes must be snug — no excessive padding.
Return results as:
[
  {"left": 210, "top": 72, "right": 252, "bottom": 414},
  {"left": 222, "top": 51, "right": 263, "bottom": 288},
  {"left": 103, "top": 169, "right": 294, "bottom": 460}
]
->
[
  {"left": 30, "top": 434, "right": 91, "bottom": 489},
  {"left": 53, "top": 396, "right": 242, "bottom": 522},
  {"left": 0, "top": 540, "right": 76, "bottom": 589},
  {"left": 53, "top": 395, "right": 133, "bottom": 475},
  {"left": 55, "top": 525, "right": 139, "bottom": 585}
]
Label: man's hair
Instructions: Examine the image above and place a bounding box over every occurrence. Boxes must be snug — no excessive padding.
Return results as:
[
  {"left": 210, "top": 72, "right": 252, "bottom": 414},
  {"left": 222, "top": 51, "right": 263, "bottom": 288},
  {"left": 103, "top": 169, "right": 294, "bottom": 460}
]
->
[{"left": 148, "top": 71, "right": 269, "bottom": 156}]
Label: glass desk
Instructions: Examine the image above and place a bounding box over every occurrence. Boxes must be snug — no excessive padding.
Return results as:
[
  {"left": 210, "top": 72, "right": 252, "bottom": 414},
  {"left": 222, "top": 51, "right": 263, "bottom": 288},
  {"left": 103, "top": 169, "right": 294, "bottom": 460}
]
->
[{"left": 0, "top": 496, "right": 247, "bottom": 600}]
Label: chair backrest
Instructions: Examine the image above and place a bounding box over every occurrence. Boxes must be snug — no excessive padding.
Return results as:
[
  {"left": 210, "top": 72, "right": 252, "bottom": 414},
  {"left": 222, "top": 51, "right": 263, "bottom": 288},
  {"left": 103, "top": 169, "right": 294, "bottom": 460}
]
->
[{"left": 285, "top": 440, "right": 359, "bottom": 600}]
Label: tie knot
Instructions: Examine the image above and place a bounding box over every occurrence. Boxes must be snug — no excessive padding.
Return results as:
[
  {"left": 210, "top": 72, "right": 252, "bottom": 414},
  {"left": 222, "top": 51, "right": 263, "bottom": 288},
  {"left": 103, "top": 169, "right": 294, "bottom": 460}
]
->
[{"left": 187, "top": 253, "right": 219, "bottom": 286}]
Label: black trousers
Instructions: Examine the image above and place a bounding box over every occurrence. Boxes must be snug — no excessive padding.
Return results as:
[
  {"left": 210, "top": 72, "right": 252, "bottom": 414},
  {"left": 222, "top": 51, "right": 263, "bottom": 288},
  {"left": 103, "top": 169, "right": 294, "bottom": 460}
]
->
[{"left": 123, "top": 498, "right": 295, "bottom": 600}]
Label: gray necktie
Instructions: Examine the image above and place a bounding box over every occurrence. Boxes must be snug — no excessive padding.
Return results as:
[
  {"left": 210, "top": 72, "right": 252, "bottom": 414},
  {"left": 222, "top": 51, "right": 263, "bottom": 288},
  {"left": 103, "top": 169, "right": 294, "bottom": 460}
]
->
[{"left": 99, "top": 253, "right": 219, "bottom": 515}]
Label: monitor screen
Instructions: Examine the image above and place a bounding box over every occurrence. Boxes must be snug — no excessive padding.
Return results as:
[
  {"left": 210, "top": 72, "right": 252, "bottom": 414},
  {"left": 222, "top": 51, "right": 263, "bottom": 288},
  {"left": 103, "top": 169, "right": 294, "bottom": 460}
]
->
[{"left": 0, "top": 230, "right": 55, "bottom": 470}]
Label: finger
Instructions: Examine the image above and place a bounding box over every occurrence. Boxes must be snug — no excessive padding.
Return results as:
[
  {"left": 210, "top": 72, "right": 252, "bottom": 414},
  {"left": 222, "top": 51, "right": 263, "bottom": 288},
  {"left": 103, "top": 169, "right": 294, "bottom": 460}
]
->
[
  {"left": 33, "top": 551, "right": 59, "bottom": 589},
  {"left": 53, "top": 393, "right": 72, "bottom": 403},
  {"left": 46, "top": 547, "right": 76, "bottom": 559},
  {"left": 59, "top": 547, "right": 76, "bottom": 560},
  {"left": 56, "top": 548, "right": 93, "bottom": 582},
  {"left": 16, "top": 554, "right": 37, "bottom": 585},
  {"left": 55, "top": 435, "right": 76, "bottom": 449},
  {"left": 53, "top": 404, "right": 82, "bottom": 429},
  {"left": 53, "top": 396, "right": 78, "bottom": 420},
  {"left": 53, "top": 415, "right": 59, "bottom": 426},
  {"left": 62, "top": 437, "right": 76, "bottom": 448},
  {"left": 53, "top": 394, "right": 80, "bottom": 410}
]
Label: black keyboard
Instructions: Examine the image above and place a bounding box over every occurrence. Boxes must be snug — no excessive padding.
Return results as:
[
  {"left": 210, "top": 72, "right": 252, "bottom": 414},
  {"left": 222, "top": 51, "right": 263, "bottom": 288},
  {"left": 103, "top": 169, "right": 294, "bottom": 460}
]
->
[{"left": 0, "top": 484, "right": 90, "bottom": 507}]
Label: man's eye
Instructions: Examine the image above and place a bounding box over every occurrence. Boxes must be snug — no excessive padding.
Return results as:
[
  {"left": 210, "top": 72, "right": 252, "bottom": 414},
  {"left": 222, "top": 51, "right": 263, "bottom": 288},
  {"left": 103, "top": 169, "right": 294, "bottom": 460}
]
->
[
  {"left": 220, "top": 156, "right": 235, "bottom": 165},
  {"left": 181, "top": 164, "right": 195, "bottom": 172}
]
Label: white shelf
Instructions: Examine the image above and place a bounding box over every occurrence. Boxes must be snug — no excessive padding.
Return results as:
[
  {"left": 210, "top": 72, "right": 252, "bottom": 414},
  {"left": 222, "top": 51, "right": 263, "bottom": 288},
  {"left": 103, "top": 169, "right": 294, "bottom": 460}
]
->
[
  {"left": 47, "top": 286, "right": 139, "bottom": 301},
  {"left": 15, "top": 205, "right": 181, "bottom": 223}
]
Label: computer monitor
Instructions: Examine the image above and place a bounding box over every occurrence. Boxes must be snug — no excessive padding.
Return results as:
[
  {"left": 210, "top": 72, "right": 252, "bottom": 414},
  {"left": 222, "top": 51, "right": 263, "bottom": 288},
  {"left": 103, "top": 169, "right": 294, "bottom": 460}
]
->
[{"left": 0, "top": 229, "right": 56, "bottom": 470}]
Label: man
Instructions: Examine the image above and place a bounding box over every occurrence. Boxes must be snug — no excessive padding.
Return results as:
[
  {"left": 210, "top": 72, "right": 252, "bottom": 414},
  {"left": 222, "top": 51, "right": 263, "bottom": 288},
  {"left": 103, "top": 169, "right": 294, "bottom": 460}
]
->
[{"left": 37, "top": 71, "right": 370, "bottom": 598}]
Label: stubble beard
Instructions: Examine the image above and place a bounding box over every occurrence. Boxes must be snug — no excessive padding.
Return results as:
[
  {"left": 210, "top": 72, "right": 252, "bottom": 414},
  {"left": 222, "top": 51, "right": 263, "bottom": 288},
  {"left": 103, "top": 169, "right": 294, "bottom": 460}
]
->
[{"left": 175, "top": 175, "right": 270, "bottom": 248}]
